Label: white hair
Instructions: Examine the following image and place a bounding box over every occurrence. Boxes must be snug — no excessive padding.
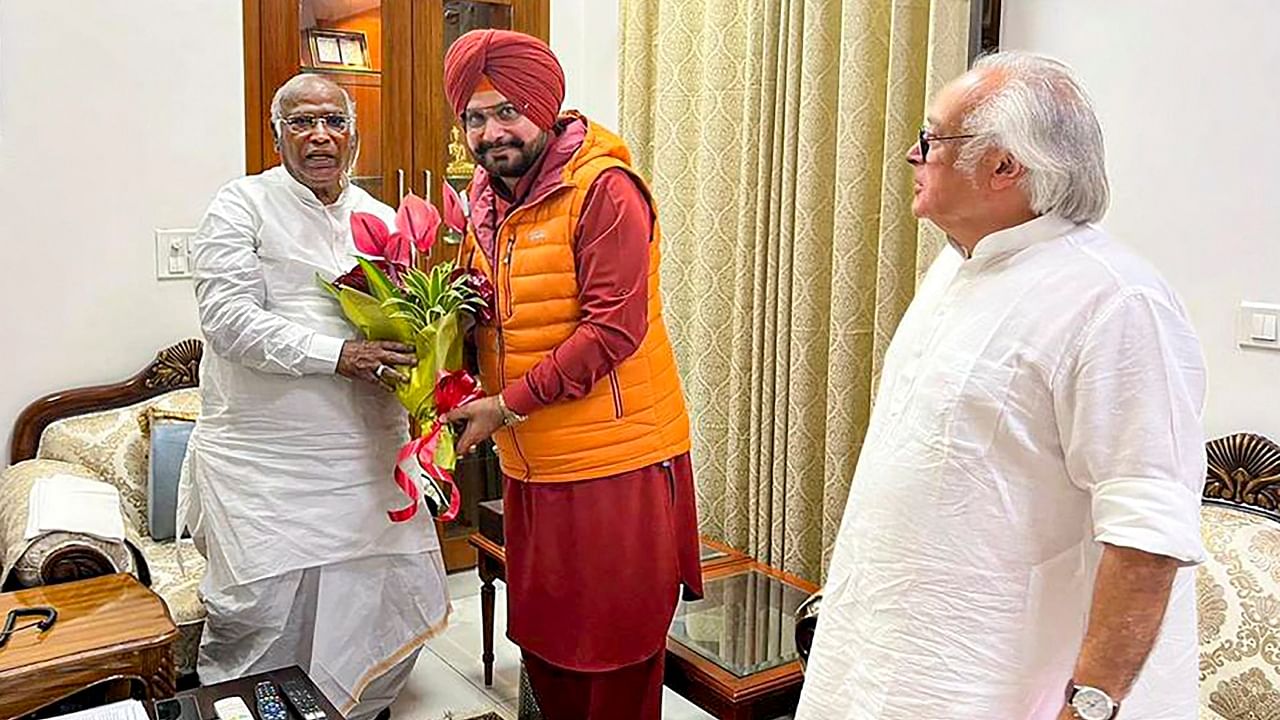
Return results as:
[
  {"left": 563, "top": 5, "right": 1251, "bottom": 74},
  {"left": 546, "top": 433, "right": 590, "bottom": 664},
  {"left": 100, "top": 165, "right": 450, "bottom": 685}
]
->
[
  {"left": 956, "top": 51, "right": 1109, "bottom": 223},
  {"left": 269, "top": 73, "right": 357, "bottom": 137},
  {"left": 268, "top": 73, "right": 359, "bottom": 174}
]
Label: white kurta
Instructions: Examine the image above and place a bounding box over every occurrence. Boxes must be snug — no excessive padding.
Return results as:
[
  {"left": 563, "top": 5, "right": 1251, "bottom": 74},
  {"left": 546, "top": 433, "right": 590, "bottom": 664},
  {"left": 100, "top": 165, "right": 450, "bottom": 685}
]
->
[
  {"left": 796, "top": 215, "right": 1207, "bottom": 720},
  {"left": 187, "top": 166, "right": 448, "bottom": 712}
]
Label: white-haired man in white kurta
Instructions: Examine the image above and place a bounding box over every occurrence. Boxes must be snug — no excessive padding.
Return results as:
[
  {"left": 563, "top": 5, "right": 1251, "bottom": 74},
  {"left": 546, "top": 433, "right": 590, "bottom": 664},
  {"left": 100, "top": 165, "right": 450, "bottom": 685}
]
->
[
  {"left": 796, "top": 53, "right": 1206, "bottom": 720},
  {"left": 185, "top": 74, "right": 449, "bottom": 720}
]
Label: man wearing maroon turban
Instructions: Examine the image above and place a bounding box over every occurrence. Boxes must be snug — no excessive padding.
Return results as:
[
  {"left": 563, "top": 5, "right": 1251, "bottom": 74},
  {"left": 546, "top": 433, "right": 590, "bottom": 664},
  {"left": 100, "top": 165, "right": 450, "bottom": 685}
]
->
[{"left": 441, "top": 29, "right": 702, "bottom": 720}]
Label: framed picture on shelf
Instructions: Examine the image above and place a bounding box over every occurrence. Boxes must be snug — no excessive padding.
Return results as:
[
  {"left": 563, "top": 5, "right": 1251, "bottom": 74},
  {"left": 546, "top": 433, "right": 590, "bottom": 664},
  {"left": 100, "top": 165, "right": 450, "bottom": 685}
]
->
[{"left": 306, "top": 29, "right": 372, "bottom": 71}]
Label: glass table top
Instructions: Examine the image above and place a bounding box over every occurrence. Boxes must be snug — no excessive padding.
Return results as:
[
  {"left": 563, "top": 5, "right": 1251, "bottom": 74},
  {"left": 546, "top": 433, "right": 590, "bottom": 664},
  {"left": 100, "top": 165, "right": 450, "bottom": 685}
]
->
[
  {"left": 699, "top": 542, "right": 729, "bottom": 562},
  {"left": 669, "top": 568, "right": 810, "bottom": 678}
]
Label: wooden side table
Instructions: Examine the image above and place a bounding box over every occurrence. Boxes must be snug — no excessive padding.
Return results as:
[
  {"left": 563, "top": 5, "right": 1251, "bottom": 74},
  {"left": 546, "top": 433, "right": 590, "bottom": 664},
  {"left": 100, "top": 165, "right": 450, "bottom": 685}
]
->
[{"left": 0, "top": 573, "right": 179, "bottom": 719}]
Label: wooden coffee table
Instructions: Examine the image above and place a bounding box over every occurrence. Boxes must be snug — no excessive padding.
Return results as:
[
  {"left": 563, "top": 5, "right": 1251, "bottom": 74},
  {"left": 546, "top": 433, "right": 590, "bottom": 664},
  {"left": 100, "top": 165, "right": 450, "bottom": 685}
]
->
[
  {"left": 469, "top": 501, "right": 814, "bottom": 719},
  {"left": 0, "top": 573, "right": 179, "bottom": 719}
]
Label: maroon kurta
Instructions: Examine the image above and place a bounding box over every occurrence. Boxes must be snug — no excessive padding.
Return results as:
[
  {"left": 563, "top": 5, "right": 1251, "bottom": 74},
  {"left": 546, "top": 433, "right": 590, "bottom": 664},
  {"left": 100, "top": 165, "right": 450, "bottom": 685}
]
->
[{"left": 470, "top": 117, "right": 702, "bottom": 679}]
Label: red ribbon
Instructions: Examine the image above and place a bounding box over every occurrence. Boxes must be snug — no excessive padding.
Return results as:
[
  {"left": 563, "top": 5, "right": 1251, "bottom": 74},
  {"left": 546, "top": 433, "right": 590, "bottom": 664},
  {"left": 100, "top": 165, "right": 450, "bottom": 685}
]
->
[
  {"left": 389, "top": 422, "right": 461, "bottom": 523},
  {"left": 436, "top": 369, "right": 485, "bottom": 413},
  {"left": 387, "top": 370, "right": 485, "bottom": 524}
]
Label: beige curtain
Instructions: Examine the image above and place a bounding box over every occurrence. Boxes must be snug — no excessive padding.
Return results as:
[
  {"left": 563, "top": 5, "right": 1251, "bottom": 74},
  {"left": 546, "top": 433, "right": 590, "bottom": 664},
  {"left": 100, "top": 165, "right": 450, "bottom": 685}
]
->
[{"left": 619, "top": 0, "right": 971, "bottom": 582}]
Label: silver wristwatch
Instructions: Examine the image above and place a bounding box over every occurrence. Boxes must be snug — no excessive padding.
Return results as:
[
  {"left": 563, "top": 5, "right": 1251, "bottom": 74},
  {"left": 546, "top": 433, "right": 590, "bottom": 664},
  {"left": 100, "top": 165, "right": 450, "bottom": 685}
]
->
[{"left": 1067, "top": 682, "right": 1119, "bottom": 720}]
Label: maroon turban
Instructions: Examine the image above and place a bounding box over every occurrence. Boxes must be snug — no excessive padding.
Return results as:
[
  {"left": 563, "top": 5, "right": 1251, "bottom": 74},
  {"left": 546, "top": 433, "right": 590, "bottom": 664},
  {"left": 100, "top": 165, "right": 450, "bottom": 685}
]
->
[{"left": 443, "top": 29, "right": 566, "bottom": 131}]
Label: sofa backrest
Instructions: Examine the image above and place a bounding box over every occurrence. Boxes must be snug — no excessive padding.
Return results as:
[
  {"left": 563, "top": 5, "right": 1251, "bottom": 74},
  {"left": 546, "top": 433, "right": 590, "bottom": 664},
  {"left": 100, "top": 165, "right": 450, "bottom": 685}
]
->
[{"left": 1197, "top": 433, "right": 1280, "bottom": 718}]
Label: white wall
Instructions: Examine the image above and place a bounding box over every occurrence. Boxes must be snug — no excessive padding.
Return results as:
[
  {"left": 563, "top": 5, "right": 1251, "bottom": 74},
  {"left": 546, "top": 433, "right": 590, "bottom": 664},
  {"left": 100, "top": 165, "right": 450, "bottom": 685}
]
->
[
  {"left": 0, "top": 1, "right": 244, "bottom": 458},
  {"left": 1002, "top": 0, "right": 1280, "bottom": 442},
  {"left": 551, "top": 0, "right": 620, "bottom": 130},
  {"left": 0, "top": 0, "right": 612, "bottom": 460}
]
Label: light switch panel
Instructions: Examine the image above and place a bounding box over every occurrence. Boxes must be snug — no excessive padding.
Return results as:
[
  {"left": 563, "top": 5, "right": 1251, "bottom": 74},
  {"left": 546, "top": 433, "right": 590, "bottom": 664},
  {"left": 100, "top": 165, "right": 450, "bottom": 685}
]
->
[
  {"left": 1238, "top": 302, "right": 1280, "bottom": 350},
  {"left": 155, "top": 229, "right": 195, "bottom": 280}
]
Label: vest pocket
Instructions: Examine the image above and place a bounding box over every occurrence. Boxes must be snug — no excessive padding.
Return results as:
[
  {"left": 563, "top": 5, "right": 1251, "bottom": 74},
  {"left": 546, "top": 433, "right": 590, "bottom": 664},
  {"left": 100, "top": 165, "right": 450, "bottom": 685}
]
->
[{"left": 608, "top": 371, "right": 624, "bottom": 418}]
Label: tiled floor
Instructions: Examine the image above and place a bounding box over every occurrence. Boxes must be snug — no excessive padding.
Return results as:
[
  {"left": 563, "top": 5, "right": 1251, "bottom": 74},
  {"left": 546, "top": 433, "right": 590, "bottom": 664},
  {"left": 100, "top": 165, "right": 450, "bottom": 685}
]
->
[{"left": 391, "top": 568, "right": 726, "bottom": 720}]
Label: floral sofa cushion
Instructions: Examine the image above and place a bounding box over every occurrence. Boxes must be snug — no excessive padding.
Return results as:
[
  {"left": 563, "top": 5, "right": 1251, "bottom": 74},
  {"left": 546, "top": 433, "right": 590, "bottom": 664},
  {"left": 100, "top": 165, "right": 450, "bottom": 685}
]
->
[
  {"left": 1198, "top": 504, "right": 1280, "bottom": 718},
  {"left": 36, "top": 389, "right": 200, "bottom": 531}
]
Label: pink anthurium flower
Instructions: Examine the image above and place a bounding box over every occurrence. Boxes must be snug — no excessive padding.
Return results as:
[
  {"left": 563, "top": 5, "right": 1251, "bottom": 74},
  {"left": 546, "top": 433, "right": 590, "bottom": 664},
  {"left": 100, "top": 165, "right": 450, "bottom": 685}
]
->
[
  {"left": 395, "top": 192, "right": 441, "bottom": 255},
  {"left": 351, "top": 212, "right": 391, "bottom": 258},
  {"left": 442, "top": 182, "right": 468, "bottom": 235},
  {"left": 383, "top": 232, "right": 412, "bottom": 266}
]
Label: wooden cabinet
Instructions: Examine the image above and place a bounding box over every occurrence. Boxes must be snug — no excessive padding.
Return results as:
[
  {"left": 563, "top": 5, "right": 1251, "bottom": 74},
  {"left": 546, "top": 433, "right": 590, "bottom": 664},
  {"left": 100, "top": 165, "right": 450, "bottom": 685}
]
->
[{"left": 242, "top": 0, "right": 548, "bottom": 570}]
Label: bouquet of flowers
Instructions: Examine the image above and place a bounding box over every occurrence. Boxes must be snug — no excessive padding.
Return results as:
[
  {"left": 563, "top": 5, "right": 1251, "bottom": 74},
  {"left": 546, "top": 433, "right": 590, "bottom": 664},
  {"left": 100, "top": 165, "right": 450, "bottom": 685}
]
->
[{"left": 318, "top": 187, "right": 492, "bottom": 523}]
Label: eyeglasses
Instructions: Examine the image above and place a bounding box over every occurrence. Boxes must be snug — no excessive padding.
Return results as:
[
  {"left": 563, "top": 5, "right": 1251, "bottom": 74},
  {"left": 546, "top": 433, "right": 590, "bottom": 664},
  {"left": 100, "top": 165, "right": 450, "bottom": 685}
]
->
[
  {"left": 918, "top": 128, "right": 976, "bottom": 162},
  {"left": 280, "top": 113, "right": 352, "bottom": 135},
  {"left": 461, "top": 103, "right": 525, "bottom": 132}
]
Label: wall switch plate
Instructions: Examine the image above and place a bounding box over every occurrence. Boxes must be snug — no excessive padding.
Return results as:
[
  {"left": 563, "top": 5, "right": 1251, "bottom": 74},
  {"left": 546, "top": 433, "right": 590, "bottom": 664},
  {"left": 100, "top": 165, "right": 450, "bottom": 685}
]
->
[
  {"left": 155, "top": 229, "right": 195, "bottom": 280},
  {"left": 1237, "top": 301, "right": 1280, "bottom": 350}
]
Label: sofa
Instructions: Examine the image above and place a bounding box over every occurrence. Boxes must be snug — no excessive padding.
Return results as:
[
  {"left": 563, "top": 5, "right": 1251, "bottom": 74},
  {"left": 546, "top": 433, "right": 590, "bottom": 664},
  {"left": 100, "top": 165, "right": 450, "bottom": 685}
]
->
[
  {"left": 793, "top": 432, "right": 1280, "bottom": 719},
  {"left": 1, "top": 339, "right": 208, "bottom": 677}
]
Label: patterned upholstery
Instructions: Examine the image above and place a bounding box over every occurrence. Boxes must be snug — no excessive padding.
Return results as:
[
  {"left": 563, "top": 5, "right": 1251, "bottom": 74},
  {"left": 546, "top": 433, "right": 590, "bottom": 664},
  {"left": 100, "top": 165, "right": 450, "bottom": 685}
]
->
[
  {"left": 1198, "top": 504, "right": 1280, "bottom": 718},
  {"left": 4, "top": 388, "right": 207, "bottom": 675},
  {"left": 129, "top": 531, "right": 206, "bottom": 675},
  {"left": 36, "top": 389, "right": 199, "bottom": 530}
]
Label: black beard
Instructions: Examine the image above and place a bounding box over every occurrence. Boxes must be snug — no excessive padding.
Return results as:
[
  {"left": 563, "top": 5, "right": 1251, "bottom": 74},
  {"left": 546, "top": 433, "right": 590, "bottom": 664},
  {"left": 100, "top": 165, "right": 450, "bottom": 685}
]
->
[{"left": 474, "top": 135, "right": 546, "bottom": 179}]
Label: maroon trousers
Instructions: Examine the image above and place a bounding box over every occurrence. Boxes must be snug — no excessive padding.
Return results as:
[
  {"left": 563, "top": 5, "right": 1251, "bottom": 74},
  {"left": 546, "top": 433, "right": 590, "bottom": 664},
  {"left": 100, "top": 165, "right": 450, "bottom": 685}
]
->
[
  {"left": 503, "top": 453, "right": 701, "bottom": 719},
  {"left": 523, "top": 650, "right": 664, "bottom": 720}
]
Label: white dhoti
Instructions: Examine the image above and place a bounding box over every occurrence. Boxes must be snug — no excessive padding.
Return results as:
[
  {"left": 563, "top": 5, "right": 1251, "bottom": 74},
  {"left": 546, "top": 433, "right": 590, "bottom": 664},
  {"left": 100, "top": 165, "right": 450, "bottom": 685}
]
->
[{"left": 198, "top": 551, "right": 449, "bottom": 717}]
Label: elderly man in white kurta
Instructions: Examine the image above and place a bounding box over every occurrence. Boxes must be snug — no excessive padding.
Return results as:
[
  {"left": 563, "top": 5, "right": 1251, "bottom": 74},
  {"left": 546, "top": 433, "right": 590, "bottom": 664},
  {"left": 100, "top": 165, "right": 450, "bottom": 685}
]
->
[
  {"left": 187, "top": 74, "right": 448, "bottom": 719},
  {"left": 796, "top": 53, "right": 1206, "bottom": 720}
]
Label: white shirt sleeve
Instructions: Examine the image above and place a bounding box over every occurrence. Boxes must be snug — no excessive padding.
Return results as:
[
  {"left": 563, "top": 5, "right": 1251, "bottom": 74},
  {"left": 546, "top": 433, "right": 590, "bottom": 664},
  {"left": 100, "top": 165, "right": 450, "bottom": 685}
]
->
[
  {"left": 1054, "top": 288, "right": 1208, "bottom": 565},
  {"left": 192, "top": 186, "right": 346, "bottom": 376}
]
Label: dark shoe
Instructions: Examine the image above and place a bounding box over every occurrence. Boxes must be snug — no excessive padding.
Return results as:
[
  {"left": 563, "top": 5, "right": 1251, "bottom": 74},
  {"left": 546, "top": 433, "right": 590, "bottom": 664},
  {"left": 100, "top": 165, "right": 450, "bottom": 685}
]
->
[{"left": 373, "top": 709, "right": 390, "bottom": 720}]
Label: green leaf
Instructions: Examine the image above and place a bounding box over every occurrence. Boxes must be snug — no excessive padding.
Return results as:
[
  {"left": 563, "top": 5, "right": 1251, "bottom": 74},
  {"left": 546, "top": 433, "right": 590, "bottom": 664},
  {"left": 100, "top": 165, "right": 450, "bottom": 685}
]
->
[
  {"left": 382, "top": 297, "right": 429, "bottom": 329},
  {"left": 316, "top": 273, "right": 341, "bottom": 299},
  {"left": 355, "top": 257, "right": 403, "bottom": 302},
  {"left": 335, "top": 287, "right": 414, "bottom": 343}
]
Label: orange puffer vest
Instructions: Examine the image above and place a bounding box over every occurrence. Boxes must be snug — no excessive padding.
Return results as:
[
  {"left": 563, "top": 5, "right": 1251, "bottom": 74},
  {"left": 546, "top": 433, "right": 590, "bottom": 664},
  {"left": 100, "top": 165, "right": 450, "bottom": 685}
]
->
[{"left": 459, "top": 120, "right": 690, "bottom": 482}]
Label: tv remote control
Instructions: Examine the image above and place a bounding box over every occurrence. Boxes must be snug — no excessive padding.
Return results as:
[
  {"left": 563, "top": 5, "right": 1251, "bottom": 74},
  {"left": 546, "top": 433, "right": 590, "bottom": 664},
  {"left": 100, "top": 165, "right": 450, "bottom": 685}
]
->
[
  {"left": 279, "top": 679, "right": 327, "bottom": 720},
  {"left": 254, "top": 681, "right": 288, "bottom": 720}
]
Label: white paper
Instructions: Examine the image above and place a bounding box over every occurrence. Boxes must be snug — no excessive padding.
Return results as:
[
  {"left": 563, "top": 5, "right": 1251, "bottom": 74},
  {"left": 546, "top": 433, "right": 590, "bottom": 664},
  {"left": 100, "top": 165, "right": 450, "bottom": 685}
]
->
[
  {"left": 44, "top": 699, "right": 149, "bottom": 720},
  {"left": 24, "top": 475, "right": 126, "bottom": 542},
  {"left": 339, "top": 37, "right": 364, "bottom": 66},
  {"left": 315, "top": 36, "right": 341, "bottom": 64}
]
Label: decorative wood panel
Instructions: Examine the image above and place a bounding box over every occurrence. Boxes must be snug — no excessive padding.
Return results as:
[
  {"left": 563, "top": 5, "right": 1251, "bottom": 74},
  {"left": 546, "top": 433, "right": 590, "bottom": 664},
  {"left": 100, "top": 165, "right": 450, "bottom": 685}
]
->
[
  {"left": 10, "top": 340, "right": 203, "bottom": 465},
  {"left": 1204, "top": 432, "right": 1280, "bottom": 522}
]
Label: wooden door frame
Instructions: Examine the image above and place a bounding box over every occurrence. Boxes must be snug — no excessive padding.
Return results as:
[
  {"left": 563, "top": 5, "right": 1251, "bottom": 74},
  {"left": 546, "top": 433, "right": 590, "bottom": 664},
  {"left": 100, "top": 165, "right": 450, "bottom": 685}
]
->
[
  {"left": 243, "top": 0, "right": 301, "bottom": 174},
  {"left": 414, "top": 0, "right": 549, "bottom": 269},
  {"left": 242, "top": 0, "right": 414, "bottom": 192}
]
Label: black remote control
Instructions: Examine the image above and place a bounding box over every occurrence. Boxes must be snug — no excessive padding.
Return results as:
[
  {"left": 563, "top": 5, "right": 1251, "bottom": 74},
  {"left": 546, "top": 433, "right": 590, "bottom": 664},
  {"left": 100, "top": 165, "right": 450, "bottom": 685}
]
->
[
  {"left": 279, "top": 679, "right": 327, "bottom": 720},
  {"left": 254, "top": 681, "right": 288, "bottom": 720}
]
